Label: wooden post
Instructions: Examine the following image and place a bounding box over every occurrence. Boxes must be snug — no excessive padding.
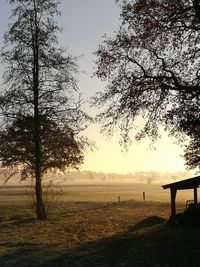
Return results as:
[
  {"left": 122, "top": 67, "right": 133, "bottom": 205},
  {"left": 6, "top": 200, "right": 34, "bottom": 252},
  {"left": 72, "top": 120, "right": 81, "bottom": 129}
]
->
[
  {"left": 170, "top": 188, "right": 177, "bottom": 219},
  {"left": 194, "top": 187, "right": 198, "bottom": 205},
  {"left": 118, "top": 196, "right": 120, "bottom": 203},
  {"left": 143, "top": 192, "right": 145, "bottom": 201}
]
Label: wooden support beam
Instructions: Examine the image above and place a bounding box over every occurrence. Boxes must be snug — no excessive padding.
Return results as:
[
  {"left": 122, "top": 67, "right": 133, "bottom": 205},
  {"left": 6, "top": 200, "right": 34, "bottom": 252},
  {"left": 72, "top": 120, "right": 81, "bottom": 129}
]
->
[
  {"left": 170, "top": 188, "right": 177, "bottom": 219},
  {"left": 194, "top": 187, "right": 198, "bottom": 205}
]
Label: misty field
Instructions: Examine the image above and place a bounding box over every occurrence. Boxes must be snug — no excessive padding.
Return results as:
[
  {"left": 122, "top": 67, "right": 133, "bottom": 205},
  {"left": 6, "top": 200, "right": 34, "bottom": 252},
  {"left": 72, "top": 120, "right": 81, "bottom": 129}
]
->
[{"left": 1, "top": 183, "right": 200, "bottom": 266}]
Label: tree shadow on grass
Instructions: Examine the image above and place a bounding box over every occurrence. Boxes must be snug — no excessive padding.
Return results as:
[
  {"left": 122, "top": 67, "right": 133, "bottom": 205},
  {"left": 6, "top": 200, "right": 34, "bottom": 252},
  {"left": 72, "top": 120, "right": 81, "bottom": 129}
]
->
[
  {"left": 0, "top": 242, "right": 53, "bottom": 267},
  {"left": 2, "top": 216, "right": 200, "bottom": 267},
  {"left": 0, "top": 217, "right": 37, "bottom": 229},
  {"left": 129, "top": 215, "right": 167, "bottom": 231},
  {"left": 45, "top": 218, "right": 200, "bottom": 267}
]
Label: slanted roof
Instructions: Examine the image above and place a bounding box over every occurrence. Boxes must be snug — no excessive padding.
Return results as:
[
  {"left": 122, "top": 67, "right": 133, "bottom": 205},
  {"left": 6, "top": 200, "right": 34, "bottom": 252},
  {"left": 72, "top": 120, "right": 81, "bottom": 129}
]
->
[{"left": 162, "top": 176, "right": 200, "bottom": 190}]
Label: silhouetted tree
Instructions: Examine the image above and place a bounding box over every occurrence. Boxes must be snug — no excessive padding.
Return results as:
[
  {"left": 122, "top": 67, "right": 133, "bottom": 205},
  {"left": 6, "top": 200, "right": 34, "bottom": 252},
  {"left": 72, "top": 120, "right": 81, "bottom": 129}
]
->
[
  {"left": 1, "top": 0, "right": 90, "bottom": 219},
  {"left": 94, "top": 0, "right": 200, "bottom": 146},
  {"left": 0, "top": 115, "right": 85, "bottom": 179},
  {"left": 180, "top": 119, "right": 200, "bottom": 171}
]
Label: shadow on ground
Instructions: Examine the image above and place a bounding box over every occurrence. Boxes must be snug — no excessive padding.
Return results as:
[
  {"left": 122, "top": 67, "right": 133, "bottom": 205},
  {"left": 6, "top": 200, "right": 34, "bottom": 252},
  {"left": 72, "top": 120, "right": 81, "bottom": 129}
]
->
[
  {"left": 129, "top": 215, "right": 166, "bottom": 231},
  {"left": 0, "top": 218, "right": 37, "bottom": 229},
  {"left": 1, "top": 215, "right": 200, "bottom": 267},
  {"left": 44, "top": 217, "right": 200, "bottom": 267}
]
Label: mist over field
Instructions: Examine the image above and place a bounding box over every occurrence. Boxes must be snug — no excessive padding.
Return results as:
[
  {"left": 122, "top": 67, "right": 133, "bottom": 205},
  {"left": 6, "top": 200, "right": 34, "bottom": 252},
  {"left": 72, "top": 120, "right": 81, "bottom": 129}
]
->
[
  {"left": 62, "top": 170, "right": 192, "bottom": 185},
  {"left": 0, "top": 170, "right": 196, "bottom": 212},
  {"left": 0, "top": 170, "right": 192, "bottom": 186}
]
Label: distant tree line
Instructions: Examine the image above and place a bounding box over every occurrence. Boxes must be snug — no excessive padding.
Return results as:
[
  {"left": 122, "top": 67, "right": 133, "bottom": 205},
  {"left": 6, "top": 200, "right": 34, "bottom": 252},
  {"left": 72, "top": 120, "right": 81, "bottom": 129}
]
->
[{"left": 61, "top": 170, "right": 190, "bottom": 184}]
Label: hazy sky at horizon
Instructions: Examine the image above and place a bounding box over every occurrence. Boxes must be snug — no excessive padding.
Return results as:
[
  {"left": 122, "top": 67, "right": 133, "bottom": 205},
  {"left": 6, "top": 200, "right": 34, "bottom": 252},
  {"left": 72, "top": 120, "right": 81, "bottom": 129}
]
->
[{"left": 0, "top": 0, "right": 189, "bottom": 175}]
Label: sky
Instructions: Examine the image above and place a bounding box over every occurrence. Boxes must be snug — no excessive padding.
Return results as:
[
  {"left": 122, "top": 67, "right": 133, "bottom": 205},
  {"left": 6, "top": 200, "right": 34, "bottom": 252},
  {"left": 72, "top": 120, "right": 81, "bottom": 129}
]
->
[{"left": 0, "top": 0, "right": 189, "bottom": 175}]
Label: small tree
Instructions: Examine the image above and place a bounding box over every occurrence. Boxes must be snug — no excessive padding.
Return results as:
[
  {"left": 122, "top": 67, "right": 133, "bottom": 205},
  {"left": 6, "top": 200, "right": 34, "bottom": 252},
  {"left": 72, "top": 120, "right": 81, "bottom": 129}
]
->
[
  {"left": 94, "top": 0, "right": 200, "bottom": 146},
  {"left": 1, "top": 0, "right": 90, "bottom": 219}
]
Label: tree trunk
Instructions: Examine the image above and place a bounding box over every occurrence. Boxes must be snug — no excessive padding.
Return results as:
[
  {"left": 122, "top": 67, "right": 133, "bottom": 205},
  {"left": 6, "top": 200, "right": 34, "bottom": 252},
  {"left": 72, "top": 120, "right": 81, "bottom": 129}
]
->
[
  {"left": 35, "top": 166, "right": 46, "bottom": 219},
  {"left": 33, "top": 0, "right": 46, "bottom": 220},
  {"left": 34, "top": 101, "right": 46, "bottom": 219}
]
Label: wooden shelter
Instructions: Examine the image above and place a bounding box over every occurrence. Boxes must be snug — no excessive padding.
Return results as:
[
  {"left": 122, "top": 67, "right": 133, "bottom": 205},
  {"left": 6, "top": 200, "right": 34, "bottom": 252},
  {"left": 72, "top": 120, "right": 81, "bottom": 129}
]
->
[{"left": 162, "top": 176, "right": 200, "bottom": 220}]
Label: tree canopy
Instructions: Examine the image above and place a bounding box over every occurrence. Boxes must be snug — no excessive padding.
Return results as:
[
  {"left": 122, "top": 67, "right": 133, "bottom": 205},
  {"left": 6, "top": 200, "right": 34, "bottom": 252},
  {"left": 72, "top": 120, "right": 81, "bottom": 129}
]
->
[
  {"left": 2, "top": 0, "right": 89, "bottom": 131},
  {"left": 183, "top": 120, "right": 200, "bottom": 171},
  {"left": 94, "top": 0, "right": 200, "bottom": 147},
  {"left": 0, "top": 115, "right": 85, "bottom": 180}
]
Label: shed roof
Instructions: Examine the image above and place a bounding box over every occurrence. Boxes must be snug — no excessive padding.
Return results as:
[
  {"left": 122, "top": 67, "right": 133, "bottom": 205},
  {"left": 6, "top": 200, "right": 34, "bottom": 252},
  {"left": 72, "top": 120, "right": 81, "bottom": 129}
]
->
[{"left": 162, "top": 176, "right": 200, "bottom": 190}]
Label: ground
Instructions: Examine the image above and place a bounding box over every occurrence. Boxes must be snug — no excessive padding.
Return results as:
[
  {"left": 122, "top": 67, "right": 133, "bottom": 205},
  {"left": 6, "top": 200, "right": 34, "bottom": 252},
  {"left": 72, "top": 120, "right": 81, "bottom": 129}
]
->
[{"left": 0, "top": 184, "right": 200, "bottom": 266}]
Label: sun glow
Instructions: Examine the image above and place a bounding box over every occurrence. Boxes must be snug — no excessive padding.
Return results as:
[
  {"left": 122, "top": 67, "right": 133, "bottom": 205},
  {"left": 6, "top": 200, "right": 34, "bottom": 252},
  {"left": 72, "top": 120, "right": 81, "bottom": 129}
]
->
[{"left": 82, "top": 125, "right": 186, "bottom": 174}]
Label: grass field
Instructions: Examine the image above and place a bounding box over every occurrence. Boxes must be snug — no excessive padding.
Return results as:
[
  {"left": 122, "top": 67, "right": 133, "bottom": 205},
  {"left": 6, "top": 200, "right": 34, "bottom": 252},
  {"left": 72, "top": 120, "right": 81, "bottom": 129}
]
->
[{"left": 0, "top": 183, "right": 200, "bottom": 266}]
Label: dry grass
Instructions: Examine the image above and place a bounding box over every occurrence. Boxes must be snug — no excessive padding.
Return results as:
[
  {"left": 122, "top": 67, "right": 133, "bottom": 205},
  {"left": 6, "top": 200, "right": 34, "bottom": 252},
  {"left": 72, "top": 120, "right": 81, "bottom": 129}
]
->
[
  {"left": 0, "top": 184, "right": 200, "bottom": 266},
  {"left": 0, "top": 200, "right": 171, "bottom": 267}
]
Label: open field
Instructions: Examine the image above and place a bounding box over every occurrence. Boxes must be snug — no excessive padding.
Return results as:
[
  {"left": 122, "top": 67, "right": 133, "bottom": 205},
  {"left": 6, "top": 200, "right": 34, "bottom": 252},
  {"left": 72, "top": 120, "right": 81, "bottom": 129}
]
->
[
  {"left": 0, "top": 183, "right": 196, "bottom": 221},
  {"left": 0, "top": 183, "right": 200, "bottom": 266}
]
